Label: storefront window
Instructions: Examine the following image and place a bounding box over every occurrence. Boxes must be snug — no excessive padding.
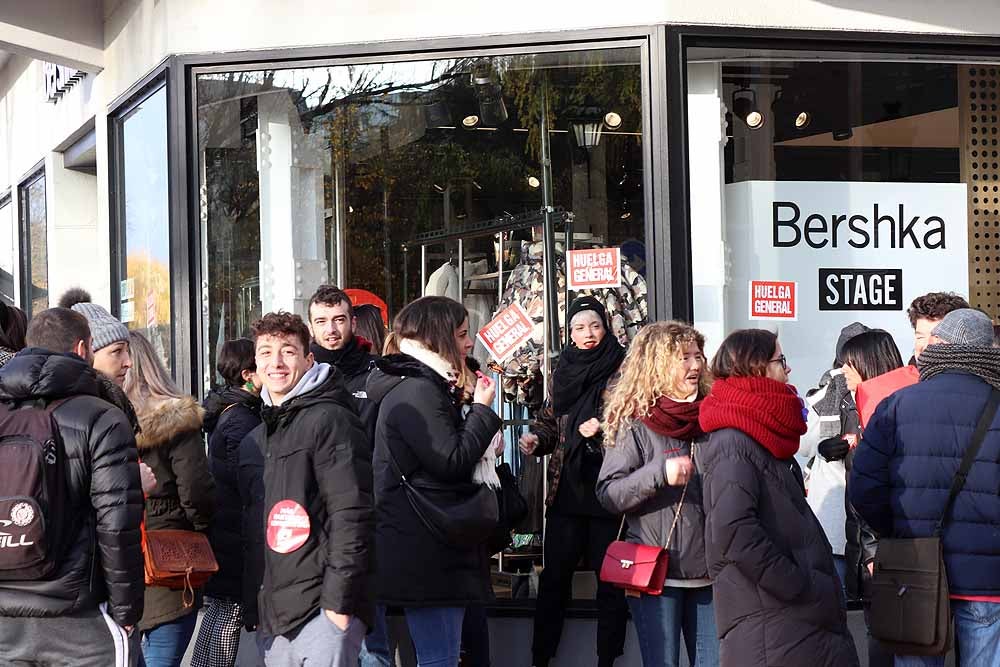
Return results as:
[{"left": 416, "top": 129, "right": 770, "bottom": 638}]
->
[
  {"left": 0, "top": 195, "right": 15, "bottom": 305},
  {"left": 18, "top": 170, "right": 47, "bottom": 316},
  {"left": 196, "top": 45, "right": 650, "bottom": 602},
  {"left": 115, "top": 85, "right": 172, "bottom": 369},
  {"left": 688, "top": 50, "right": 980, "bottom": 383}
]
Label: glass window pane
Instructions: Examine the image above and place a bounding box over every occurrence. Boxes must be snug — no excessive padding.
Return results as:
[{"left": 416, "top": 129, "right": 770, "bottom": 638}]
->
[
  {"left": 20, "top": 173, "right": 47, "bottom": 316},
  {"left": 196, "top": 46, "right": 651, "bottom": 602},
  {"left": 0, "top": 198, "right": 14, "bottom": 306},
  {"left": 119, "top": 86, "right": 171, "bottom": 370}
]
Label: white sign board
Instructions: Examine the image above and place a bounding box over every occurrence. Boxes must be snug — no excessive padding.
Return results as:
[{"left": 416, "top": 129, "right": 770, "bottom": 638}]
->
[{"left": 722, "top": 180, "right": 969, "bottom": 387}]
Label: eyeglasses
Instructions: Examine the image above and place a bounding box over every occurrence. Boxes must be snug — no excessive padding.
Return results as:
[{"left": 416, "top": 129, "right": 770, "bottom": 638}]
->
[{"left": 769, "top": 355, "right": 789, "bottom": 371}]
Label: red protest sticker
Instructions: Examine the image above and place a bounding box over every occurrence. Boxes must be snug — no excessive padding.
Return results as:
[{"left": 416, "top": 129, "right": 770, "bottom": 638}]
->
[
  {"left": 749, "top": 280, "right": 797, "bottom": 321},
  {"left": 567, "top": 247, "right": 621, "bottom": 290},
  {"left": 266, "top": 500, "right": 311, "bottom": 554}
]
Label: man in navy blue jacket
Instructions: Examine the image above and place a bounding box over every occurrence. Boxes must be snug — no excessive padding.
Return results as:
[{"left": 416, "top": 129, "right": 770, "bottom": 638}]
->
[{"left": 850, "top": 308, "right": 1000, "bottom": 667}]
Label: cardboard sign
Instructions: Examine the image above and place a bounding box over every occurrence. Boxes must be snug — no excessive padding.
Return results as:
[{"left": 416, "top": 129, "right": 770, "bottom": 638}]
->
[
  {"left": 477, "top": 303, "right": 534, "bottom": 363},
  {"left": 749, "top": 280, "right": 797, "bottom": 320},
  {"left": 567, "top": 247, "right": 621, "bottom": 290}
]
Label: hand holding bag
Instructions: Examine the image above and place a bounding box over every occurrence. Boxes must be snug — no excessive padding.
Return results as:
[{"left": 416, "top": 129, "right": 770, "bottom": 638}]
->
[
  {"left": 869, "top": 388, "right": 1000, "bottom": 656},
  {"left": 599, "top": 435, "right": 691, "bottom": 596}
]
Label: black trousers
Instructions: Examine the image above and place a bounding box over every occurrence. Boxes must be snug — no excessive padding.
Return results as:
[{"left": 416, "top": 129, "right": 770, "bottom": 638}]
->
[{"left": 531, "top": 512, "right": 628, "bottom": 665}]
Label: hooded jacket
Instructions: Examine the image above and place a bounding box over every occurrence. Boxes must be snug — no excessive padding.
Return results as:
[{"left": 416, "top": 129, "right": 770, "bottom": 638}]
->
[
  {"left": 203, "top": 386, "right": 262, "bottom": 602},
  {"left": 366, "top": 354, "right": 501, "bottom": 607},
  {"left": 256, "top": 364, "right": 374, "bottom": 637},
  {"left": 136, "top": 394, "right": 214, "bottom": 631},
  {"left": 0, "top": 349, "right": 144, "bottom": 626},
  {"left": 311, "top": 336, "right": 377, "bottom": 438}
]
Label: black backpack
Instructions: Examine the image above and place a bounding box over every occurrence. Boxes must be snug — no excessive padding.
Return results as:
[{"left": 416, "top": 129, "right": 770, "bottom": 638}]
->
[{"left": 0, "top": 398, "right": 69, "bottom": 580}]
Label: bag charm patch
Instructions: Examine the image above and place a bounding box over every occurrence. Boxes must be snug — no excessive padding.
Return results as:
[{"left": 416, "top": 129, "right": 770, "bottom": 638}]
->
[{"left": 266, "top": 500, "right": 311, "bottom": 554}]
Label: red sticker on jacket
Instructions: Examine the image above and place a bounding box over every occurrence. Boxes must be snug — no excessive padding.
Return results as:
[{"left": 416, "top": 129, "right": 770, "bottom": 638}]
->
[{"left": 266, "top": 500, "right": 311, "bottom": 554}]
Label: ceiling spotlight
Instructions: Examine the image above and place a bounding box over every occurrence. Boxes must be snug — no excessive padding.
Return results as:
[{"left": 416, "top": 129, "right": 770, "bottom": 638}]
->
[
  {"left": 833, "top": 127, "right": 854, "bottom": 141},
  {"left": 462, "top": 114, "right": 480, "bottom": 129},
  {"left": 794, "top": 111, "right": 811, "bottom": 129},
  {"left": 432, "top": 183, "right": 446, "bottom": 193},
  {"left": 526, "top": 176, "right": 541, "bottom": 189},
  {"left": 619, "top": 199, "right": 632, "bottom": 221},
  {"left": 732, "top": 87, "right": 765, "bottom": 130},
  {"left": 604, "top": 111, "right": 623, "bottom": 130}
]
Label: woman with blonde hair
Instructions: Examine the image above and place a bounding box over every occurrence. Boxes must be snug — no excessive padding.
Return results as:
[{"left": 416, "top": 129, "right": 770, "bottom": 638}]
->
[
  {"left": 596, "top": 321, "right": 718, "bottom": 667},
  {"left": 124, "top": 332, "right": 214, "bottom": 667}
]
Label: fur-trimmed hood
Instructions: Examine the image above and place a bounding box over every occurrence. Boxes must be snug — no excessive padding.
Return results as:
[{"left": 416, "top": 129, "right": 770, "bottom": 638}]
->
[{"left": 135, "top": 395, "right": 205, "bottom": 450}]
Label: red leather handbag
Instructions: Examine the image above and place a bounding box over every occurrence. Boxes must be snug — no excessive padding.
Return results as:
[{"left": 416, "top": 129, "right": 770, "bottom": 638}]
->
[{"left": 600, "top": 444, "right": 690, "bottom": 597}]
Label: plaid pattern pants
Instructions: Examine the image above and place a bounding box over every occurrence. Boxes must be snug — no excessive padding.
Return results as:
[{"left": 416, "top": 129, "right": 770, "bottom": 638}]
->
[{"left": 190, "top": 598, "right": 244, "bottom": 667}]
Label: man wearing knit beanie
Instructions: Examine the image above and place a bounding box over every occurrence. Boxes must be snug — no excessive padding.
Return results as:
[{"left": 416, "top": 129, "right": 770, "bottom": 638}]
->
[
  {"left": 58, "top": 288, "right": 133, "bottom": 387},
  {"left": 851, "top": 307, "right": 1000, "bottom": 663}
]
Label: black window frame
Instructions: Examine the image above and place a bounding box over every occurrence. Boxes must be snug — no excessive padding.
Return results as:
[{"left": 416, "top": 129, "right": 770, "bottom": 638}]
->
[{"left": 18, "top": 164, "right": 47, "bottom": 317}]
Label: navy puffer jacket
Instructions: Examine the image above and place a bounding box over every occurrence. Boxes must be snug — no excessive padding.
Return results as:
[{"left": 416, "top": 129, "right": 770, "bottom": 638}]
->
[{"left": 850, "top": 371, "right": 1000, "bottom": 597}]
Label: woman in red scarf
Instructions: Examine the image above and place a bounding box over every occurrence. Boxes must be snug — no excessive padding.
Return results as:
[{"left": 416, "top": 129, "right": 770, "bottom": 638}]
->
[
  {"left": 699, "top": 329, "right": 859, "bottom": 667},
  {"left": 596, "top": 321, "right": 718, "bottom": 667}
]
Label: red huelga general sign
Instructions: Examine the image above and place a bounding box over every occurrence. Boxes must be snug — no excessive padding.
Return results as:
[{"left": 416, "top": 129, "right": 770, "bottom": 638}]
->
[
  {"left": 567, "top": 247, "right": 621, "bottom": 290},
  {"left": 749, "top": 280, "right": 797, "bottom": 320},
  {"left": 478, "top": 304, "right": 534, "bottom": 363}
]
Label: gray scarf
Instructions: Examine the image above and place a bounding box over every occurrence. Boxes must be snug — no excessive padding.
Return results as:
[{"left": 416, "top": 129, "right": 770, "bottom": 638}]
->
[{"left": 918, "top": 343, "right": 1000, "bottom": 390}]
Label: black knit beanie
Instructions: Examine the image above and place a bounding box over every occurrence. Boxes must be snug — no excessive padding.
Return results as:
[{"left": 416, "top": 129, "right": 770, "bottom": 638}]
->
[{"left": 567, "top": 296, "right": 609, "bottom": 330}]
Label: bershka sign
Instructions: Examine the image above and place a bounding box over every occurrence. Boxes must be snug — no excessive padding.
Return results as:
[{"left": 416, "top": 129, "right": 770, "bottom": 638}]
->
[
  {"left": 477, "top": 303, "right": 534, "bottom": 363},
  {"left": 567, "top": 247, "right": 621, "bottom": 290},
  {"left": 749, "top": 281, "right": 797, "bottom": 320},
  {"left": 722, "top": 180, "right": 968, "bottom": 386}
]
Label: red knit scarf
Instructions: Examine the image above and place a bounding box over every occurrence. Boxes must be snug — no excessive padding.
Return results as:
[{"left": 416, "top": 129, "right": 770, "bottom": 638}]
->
[
  {"left": 642, "top": 395, "right": 704, "bottom": 440},
  {"left": 698, "top": 376, "right": 806, "bottom": 460}
]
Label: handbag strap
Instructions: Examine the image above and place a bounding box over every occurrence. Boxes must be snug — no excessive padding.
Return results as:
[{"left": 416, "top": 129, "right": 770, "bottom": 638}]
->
[
  {"left": 934, "top": 388, "right": 1000, "bottom": 536},
  {"left": 663, "top": 442, "right": 693, "bottom": 550}
]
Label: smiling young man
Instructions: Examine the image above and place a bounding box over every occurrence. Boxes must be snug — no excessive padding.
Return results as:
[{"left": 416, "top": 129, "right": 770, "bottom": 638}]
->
[
  {"left": 251, "top": 311, "right": 374, "bottom": 667},
  {"left": 307, "top": 286, "right": 378, "bottom": 433}
]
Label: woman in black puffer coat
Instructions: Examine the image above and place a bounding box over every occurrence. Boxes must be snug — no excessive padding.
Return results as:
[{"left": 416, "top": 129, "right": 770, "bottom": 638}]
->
[
  {"left": 191, "top": 339, "right": 262, "bottom": 667},
  {"left": 699, "top": 329, "right": 858, "bottom": 667}
]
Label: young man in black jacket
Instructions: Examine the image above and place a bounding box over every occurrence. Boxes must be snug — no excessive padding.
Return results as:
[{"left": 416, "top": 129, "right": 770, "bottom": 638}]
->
[
  {"left": 307, "top": 286, "right": 377, "bottom": 436},
  {"left": 252, "top": 311, "right": 374, "bottom": 667},
  {"left": 0, "top": 307, "right": 144, "bottom": 666}
]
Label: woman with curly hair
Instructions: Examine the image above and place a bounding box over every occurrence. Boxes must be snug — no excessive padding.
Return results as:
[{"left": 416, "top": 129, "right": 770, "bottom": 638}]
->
[{"left": 596, "top": 321, "right": 718, "bottom": 667}]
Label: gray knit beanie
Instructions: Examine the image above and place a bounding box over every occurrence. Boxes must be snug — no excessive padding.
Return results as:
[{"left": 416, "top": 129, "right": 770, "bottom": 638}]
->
[
  {"left": 931, "top": 308, "right": 995, "bottom": 347},
  {"left": 58, "top": 288, "right": 130, "bottom": 352}
]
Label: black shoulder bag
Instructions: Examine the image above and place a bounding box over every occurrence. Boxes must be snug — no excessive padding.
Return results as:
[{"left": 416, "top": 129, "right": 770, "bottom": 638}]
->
[
  {"left": 869, "top": 388, "right": 1000, "bottom": 656},
  {"left": 384, "top": 434, "right": 499, "bottom": 550}
]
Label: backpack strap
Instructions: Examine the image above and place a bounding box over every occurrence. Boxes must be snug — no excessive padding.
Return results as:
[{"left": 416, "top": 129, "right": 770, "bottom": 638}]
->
[{"left": 935, "top": 388, "right": 1000, "bottom": 536}]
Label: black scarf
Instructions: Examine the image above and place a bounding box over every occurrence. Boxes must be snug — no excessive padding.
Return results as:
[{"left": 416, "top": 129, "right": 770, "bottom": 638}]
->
[
  {"left": 310, "top": 335, "right": 373, "bottom": 378},
  {"left": 96, "top": 375, "right": 141, "bottom": 436},
  {"left": 552, "top": 326, "right": 625, "bottom": 454},
  {"left": 918, "top": 343, "right": 1000, "bottom": 390}
]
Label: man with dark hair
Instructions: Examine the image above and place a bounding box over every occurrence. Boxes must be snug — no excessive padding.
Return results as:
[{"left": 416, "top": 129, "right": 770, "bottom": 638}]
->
[
  {"left": 0, "top": 308, "right": 144, "bottom": 665},
  {"left": 307, "top": 286, "right": 377, "bottom": 429},
  {"left": 246, "top": 311, "right": 373, "bottom": 666},
  {"left": 907, "top": 291, "right": 970, "bottom": 359}
]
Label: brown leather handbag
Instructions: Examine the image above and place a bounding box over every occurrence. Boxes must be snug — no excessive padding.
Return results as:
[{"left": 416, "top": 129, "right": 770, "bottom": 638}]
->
[{"left": 142, "top": 526, "right": 219, "bottom": 608}]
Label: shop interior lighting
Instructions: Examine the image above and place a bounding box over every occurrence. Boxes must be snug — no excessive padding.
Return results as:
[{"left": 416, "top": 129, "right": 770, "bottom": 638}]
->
[
  {"left": 604, "top": 111, "right": 623, "bottom": 130},
  {"left": 472, "top": 62, "right": 508, "bottom": 127},
  {"left": 569, "top": 106, "right": 605, "bottom": 149},
  {"left": 462, "top": 114, "right": 481, "bottom": 129},
  {"left": 732, "top": 87, "right": 765, "bottom": 130},
  {"left": 794, "top": 111, "right": 812, "bottom": 129},
  {"left": 619, "top": 198, "right": 632, "bottom": 221},
  {"left": 526, "top": 175, "right": 541, "bottom": 189}
]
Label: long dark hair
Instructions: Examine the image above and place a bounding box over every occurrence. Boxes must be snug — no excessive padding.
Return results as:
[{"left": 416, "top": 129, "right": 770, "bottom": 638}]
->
[
  {"left": 393, "top": 296, "right": 469, "bottom": 382},
  {"left": 0, "top": 304, "right": 27, "bottom": 352},
  {"left": 710, "top": 329, "right": 778, "bottom": 379},
  {"left": 840, "top": 330, "right": 903, "bottom": 382},
  {"left": 354, "top": 304, "right": 386, "bottom": 357}
]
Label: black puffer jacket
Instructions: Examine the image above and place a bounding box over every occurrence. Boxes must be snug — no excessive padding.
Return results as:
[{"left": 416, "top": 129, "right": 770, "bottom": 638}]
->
[
  {"left": 838, "top": 396, "right": 879, "bottom": 602},
  {"left": 366, "top": 354, "right": 501, "bottom": 607},
  {"left": 257, "top": 365, "right": 374, "bottom": 637},
  {"left": 136, "top": 395, "right": 214, "bottom": 631},
  {"left": 238, "top": 423, "right": 265, "bottom": 630},
  {"left": 596, "top": 422, "right": 708, "bottom": 581},
  {"left": 0, "top": 349, "right": 144, "bottom": 626},
  {"left": 203, "top": 387, "right": 262, "bottom": 602},
  {"left": 701, "top": 428, "right": 858, "bottom": 667}
]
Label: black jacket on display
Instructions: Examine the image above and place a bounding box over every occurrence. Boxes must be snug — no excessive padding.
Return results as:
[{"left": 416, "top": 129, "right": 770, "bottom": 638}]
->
[
  {"left": 366, "top": 354, "right": 501, "bottom": 608},
  {"left": 203, "top": 387, "right": 262, "bottom": 602},
  {"left": 136, "top": 395, "right": 215, "bottom": 631},
  {"left": 0, "top": 349, "right": 144, "bottom": 626},
  {"left": 257, "top": 366, "right": 375, "bottom": 638},
  {"left": 701, "top": 428, "right": 858, "bottom": 667}
]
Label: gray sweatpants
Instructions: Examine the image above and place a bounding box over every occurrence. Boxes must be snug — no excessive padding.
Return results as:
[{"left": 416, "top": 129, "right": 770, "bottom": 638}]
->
[
  {"left": 0, "top": 602, "right": 141, "bottom": 666},
  {"left": 263, "top": 611, "right": 366, "bottom": 667}
]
